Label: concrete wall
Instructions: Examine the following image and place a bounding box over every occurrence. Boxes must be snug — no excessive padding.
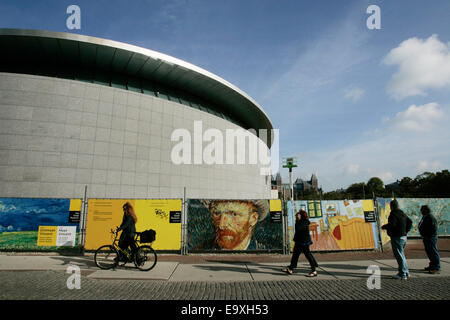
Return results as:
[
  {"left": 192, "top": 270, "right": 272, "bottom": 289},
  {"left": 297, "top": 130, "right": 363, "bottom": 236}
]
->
[{"left": 0, "top": 73, "right": 271, "bottom": 199}]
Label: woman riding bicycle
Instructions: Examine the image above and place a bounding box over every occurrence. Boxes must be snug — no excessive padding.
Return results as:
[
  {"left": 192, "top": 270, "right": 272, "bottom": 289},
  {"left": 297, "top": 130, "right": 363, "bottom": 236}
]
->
[
  {"left": 94, "top": 202, "right": 157, "bottom": 271},
  {"left": 114, "top": 202, "right": 138, "bottom": 260}
]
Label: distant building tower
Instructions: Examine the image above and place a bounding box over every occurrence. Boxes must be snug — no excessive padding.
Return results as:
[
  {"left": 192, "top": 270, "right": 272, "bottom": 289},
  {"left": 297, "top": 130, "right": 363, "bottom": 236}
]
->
[
  {"left": 293, "top": 174, "right": 319, "bottom": 197},
  {"left": 270, "top": 173, "right": 284, "bottom": 199},
  {"left": 310, "top": 174, "right": 319, "bottom": 193},
  {"left": 276, "top": 173, "right": 282, "bottom": 190},
  {"left": 272, "top": 173, "right": 320, "bottom": 199}
]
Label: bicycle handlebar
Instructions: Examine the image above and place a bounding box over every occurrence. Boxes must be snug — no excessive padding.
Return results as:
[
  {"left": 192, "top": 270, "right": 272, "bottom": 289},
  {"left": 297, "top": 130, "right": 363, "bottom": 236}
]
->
[{"left": 110, "top": 227, "right": 141, "bottom": 241}]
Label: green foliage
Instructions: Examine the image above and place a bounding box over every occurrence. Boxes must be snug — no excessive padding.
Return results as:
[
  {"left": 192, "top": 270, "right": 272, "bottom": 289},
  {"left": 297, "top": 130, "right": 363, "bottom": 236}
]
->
[
  {"left": 367, "top": 177, "right": 384, "bottom": 194},
  {"left": 294, "top": 188, "right": 318, "bottom": 200},
  {"left": 0, "top": 231, "right": 40, "bottom": 250},
  {"left": 0, "top": 231, "right": 79, "bottom": 251},
  {"left": 317, "top": 169, "right": 450, "bottom": 200},
  {"left": 346, "top": 182, "right": 367, "bottom": 199}
]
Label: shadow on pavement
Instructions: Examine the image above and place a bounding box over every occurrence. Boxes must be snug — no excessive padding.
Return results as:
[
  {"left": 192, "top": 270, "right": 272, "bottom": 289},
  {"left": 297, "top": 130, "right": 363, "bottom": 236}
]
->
[
  {"left": 195, "top": 261, "right": 411, "bottom": 279},
  {"left": 205, "top": 260, "right": 253, "bottom": 264},
  {"left": 49, "top": 255, "right": 97, "bottom": 268}
]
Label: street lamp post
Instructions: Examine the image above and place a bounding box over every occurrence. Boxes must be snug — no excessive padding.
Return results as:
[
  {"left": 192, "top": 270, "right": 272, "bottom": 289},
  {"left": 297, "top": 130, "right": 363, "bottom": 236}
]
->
[
  {"left": 282, "top": 157, "right": 298, "bottom": 255},
  {"left": 282, "top": 157, "right": 298, "bottom": 201}
]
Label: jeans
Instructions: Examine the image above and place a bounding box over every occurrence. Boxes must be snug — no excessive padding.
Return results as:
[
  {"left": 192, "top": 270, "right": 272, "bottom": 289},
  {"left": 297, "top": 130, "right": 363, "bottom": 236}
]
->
[
  {"left": 289, "top": 242, "right": 318, "bottom": 272},
  {"left": 423, "top": 236, "right": 440, "bottom": 270},
  {"left": 391, "top": 236, "right": 409, "bottom": 277}
]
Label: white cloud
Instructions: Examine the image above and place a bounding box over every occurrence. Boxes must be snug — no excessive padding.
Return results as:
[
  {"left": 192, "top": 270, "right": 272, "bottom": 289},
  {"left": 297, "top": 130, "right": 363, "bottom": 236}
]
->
[
  {"left": 344, "top": 87, "right": 365, "bottom": 102},
  {"left": 0, "top": 202, "right": 16, "bottom": 213},
  {"left": 383, "top": 102, "right": 444, "bottom": 132},
  {"left": 378, "top": 172, "right": 394, "bottom": 182},
  {"left": 383, "top": 34, "right": 450, "bottom": 100},
  {"left": 416, "top": 160, "right": 443, "bottom": 172},
  {"left": 291, "top": 103, "right": 450, "bottom": 191},
  {"left": 345, "top": 164, "right": 360, "bottom": 175}
]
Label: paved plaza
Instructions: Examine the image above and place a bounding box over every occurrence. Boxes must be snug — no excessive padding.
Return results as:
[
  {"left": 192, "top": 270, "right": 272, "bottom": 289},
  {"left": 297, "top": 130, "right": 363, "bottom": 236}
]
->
[{"left": 1, "top": 253, "right": 449, "bottom": 300}]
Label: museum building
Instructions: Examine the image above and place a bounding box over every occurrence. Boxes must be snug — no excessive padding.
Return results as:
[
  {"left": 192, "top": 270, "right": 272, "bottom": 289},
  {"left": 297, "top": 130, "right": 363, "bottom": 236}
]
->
[{"left": 0, "top": 29, "right": 274, "bottom": 199}]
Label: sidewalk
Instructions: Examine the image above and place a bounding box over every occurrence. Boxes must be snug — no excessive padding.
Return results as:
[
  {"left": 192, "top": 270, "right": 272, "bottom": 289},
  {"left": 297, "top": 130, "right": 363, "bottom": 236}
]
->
[
  {"left": 0, "top": 253, "right": 449, "bottom": 281},
  {"left": 1, "top": 239, "right": 449, "bottom": 281},
  {"left": 2, "top": 247, "right": 450, "bottom": 301}
]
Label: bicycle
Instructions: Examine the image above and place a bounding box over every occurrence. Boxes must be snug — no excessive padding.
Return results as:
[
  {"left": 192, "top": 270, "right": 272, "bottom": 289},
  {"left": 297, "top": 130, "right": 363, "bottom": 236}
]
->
[{"left": 94, "top": 228, "right": 157, "bottom": 271}]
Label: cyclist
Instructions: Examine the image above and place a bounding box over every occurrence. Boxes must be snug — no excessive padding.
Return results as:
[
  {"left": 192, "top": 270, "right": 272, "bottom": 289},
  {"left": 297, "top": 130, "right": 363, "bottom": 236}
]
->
[{"left": 113, "top": 202, "right": 138, "bottom": 261}]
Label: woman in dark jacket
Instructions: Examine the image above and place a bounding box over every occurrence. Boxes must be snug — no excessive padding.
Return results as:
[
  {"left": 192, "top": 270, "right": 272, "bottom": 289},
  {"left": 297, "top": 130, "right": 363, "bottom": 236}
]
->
[
  {"left": 419, "top": 205, "right": 440, "bottom": 273},
  {"left": 114, "top": 202, "right": 138, "bottom": 259},
  {"left": 282, "top": 210, "right": 319, "bottom": 277}
]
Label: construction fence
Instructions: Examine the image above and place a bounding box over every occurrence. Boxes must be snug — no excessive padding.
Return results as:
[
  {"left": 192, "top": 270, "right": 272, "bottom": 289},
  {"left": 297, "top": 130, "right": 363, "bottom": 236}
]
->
[{"left": 0, "top": 197, "right": 448, "bottom": 253}]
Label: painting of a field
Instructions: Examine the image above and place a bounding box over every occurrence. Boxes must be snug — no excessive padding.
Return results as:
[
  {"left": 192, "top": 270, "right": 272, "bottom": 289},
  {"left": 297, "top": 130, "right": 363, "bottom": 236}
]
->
[
  {"left": 0, "top": 198, "right": 80, "bottom": 250},
  {"left": 0, "top": 231, "right": 80, "bottom": 250}
]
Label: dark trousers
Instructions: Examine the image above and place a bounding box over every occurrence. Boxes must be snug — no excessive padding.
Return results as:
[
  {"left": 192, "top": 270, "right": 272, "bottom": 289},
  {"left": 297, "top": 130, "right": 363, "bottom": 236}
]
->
[
  {"left": 423, "top": 236, "right": 440, "bottom": 270},
  {"left": 118, "top": 236, "right": 137, "bottom": 260},
  {"left": 289, "top": 242, "right": 318, "bottom": 271}
]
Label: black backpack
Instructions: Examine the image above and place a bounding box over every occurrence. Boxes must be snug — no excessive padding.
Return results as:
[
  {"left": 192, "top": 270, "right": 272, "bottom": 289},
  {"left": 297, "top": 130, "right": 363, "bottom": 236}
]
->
[{"left": 140, "top": 229, "right": 156, "bottom": 243}]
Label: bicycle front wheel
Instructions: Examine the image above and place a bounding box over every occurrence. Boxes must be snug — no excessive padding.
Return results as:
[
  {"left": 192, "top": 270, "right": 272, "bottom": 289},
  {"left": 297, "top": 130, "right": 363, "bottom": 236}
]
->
[
  {"left": 94, "top": 245, "right": 119, "bottom": 270},
  {"left": 134, "top": 245, "right": 157, "bottom": 271}
]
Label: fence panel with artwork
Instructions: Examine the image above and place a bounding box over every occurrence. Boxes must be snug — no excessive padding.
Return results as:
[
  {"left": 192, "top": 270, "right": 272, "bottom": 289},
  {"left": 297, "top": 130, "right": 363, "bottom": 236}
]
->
[
  {"left": 4, "top": 196, "right": 448, "bottom": 253},
  {"left": 287, "top": 200, "right": 380, "bottom": 252},
  {"left": 84, "top": 199, "right": 182, "bottom": 251},
  {"left": 0, "top": 198, "right": 81, "bottom": 250},
  {"left": 187, "top": 199, "right": 283, "bottom": 251},
  {"left": 377, "top": 198, "right": 450, "bottom": 245}
]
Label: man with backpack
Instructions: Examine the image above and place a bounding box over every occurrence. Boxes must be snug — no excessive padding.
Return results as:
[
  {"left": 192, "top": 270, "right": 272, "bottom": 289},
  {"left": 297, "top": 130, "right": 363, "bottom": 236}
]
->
[{"left": 381, "top": 199, "right": 413, "bottom": 280}]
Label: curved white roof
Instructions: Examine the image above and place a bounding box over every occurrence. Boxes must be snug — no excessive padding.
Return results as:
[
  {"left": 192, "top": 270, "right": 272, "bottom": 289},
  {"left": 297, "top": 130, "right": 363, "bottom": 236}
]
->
[{"left": 0, "top": 28, "right": 273, "bottom": 145}]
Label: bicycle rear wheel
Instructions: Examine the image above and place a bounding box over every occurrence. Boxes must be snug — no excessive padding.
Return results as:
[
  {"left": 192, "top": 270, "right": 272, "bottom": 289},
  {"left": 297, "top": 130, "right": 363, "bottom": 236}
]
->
[
  {"left": 94, "top": 245, "right": 119, "bottom": 270},
  {"left": 134, "top": 245, "right": 157, "bottom": 271}
]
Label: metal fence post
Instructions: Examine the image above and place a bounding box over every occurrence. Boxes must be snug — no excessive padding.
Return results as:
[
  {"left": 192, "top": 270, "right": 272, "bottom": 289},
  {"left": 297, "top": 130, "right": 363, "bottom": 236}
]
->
[
  {"left": 282, "top": 199, "right": 289, "bottom": 255},
  {"left": 181, "top": 187, "right": 188, "bottom": 255},
  {"left": 374, "top": 197, "right": 384, "bottom": 252},
  {"left": 78, "top": 185, "right": 88, "bottom": 254}
]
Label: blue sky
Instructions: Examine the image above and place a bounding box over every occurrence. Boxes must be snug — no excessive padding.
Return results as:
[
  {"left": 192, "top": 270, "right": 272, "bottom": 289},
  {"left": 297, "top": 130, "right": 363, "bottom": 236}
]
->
[
  {"left": 1, "top": 0, "right": 450, "bottom": 191},
  {"left": 0, "top": 198, "right": 77, "bottom": 232}
]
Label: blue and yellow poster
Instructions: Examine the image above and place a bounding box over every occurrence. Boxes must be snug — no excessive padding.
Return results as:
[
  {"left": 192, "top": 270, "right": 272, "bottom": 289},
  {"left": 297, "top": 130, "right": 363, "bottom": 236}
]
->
[{"left": 0, "top": 198, "right": 81, "bottom": 250}]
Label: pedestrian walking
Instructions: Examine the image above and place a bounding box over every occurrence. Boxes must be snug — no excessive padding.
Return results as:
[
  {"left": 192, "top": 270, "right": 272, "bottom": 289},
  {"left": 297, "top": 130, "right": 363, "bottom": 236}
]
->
[
  {"left": 282, "top": 210, "right": 319, "bottom": 277},
  {"left": 381, "top": 199, "right": 412, "bottom": 280},
  {"left": 419, "top": 205, "right": 441, "bottom": 274}
]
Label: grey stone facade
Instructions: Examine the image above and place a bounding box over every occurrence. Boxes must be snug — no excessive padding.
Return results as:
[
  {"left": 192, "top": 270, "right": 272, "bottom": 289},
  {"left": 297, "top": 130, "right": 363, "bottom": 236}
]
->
[{"left": 0, "top": 73, "right": 271, "bottom": 199}]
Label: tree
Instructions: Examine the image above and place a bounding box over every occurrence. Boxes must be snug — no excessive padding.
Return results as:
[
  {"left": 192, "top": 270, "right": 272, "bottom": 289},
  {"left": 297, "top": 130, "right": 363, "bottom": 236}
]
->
[
  {"left": 398, "top": 177, "right": 415, "bottom": 197},
  {"left": 309, "top": 169, "right": 450, "bottom": 199},
  {"left": 346, "top": 182, "right": 367, "bottom": 199},
  {"left": 434, "top": 170, "right": 450, "bottom": 197},
  {"left": 415, "top": 172, "right": 435, "bottom": 197},
  {"left": 367, "top": 177, "right": 384, "bottom": 197}
]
